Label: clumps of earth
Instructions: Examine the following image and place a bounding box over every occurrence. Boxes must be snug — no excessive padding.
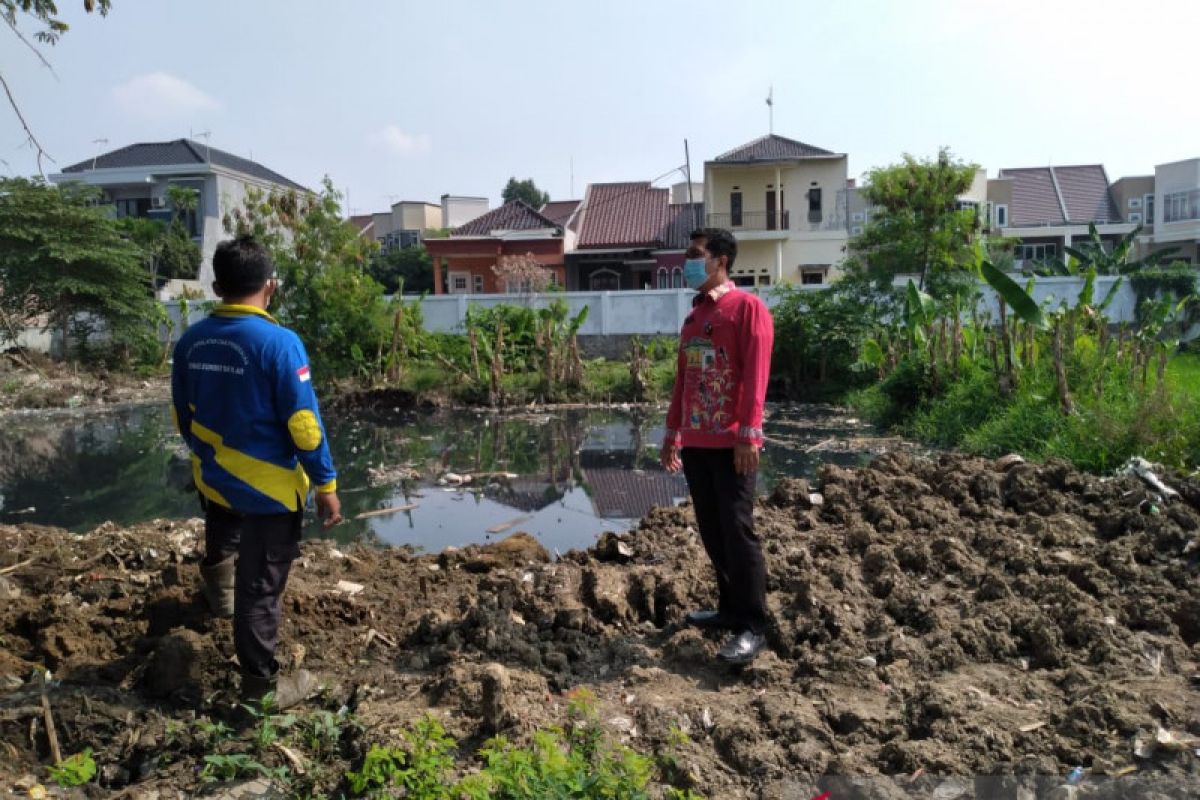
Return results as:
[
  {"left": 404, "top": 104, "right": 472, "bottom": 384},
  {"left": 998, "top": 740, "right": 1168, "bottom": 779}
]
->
[{"left": 1, "top": 452, "right": 1199, "bottom": 798}]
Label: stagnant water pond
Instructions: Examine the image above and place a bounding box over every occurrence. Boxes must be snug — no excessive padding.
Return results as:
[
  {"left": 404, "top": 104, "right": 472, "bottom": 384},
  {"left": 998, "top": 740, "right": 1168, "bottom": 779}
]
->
[{"left": 0, "top": 404, "right": 897, "bottom": 553}]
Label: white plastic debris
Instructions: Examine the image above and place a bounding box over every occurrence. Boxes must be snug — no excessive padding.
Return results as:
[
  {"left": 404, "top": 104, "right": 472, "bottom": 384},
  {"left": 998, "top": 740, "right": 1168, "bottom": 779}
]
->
[
  {"left": 1119, "top": 457, "right": 1180, "bottom": 503},
  {"left": 335, "top": 580, "right": 364, "bottom": 596}
]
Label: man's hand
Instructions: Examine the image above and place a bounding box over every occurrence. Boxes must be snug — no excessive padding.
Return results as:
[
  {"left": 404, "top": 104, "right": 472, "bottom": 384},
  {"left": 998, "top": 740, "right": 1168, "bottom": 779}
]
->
[
  {"left": 315, "top": 491, "right": 343, "bottom": 530},
  {"left": 734, "top": 442, "right": 759, "bottom": 475},
  {"left": 660, "top": 443, "right": 682, "bottom": 474}
]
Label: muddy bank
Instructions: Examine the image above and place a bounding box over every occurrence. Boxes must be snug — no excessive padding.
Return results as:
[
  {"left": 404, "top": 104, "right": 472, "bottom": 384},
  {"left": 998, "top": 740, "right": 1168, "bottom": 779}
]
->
[
  {"left": 2, "top": 454, "right": 1199, "bottom": 797},
  {"left": 0, "top": 356, "right": 168, "bottom": 414}
]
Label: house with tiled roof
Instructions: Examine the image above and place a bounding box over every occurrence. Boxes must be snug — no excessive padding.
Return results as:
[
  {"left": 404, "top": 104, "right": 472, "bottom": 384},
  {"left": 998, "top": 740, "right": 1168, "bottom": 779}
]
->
[
  {"left": 50, "top": 139, "right": 309, "bottom": 296},
  {"left": 1112, "top": 158, "right": 1200, "bottom": 266},
  {"left": 704, "top": 133, "right": 851, "bottom": 286},
  {"left": 566, "top": 182, "right": 705, "bottom": 290},
  {"left": 423, "top": 200, "right": 567, "bottom": 294},
  {"left": 987, "top": 164, "right": 1138, "bottom": 268}
]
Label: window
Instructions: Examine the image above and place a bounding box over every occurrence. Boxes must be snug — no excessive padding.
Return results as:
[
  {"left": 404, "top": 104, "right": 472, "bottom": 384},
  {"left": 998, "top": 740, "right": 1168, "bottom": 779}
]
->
[
  {"left": 473, "top": 275, "right": 485, "bottom": 293},
  {"left": 851, "top": 225, "right": 864, "bottom": 236},
  {"left": 656, "top": 268, "right": 669, "bottom": 289},
  {"left": 757, "top": 275, "right": 772, "bottom": 287},
  {"left": 994, "top": 204, "right": 1009, "bottom": 227},
  {"left": 1014, "top": 243, "right": 1057, "bottom": 262},
  {"left": 452, "top": 275, "right": 469, "bottom": 292},
  {"left": 851, "top": 211, "right": 865, "bottom": 223},
  {"left": 399, "top": 230, "right": 421, "bottom": 249},
  {"left": 801, "top": 270, "right": 825, "bottom": 285},
  {"left": 732, "top": 275, "right": 755, "bottom": 287},
  {"left": 114, "top": 198, "right": 151, "bottom": 218},
  {"left": 807, "top": 187, "right": 822, "bottom": 223},
  {"left": 730, "top": 191, "right": 743, "bottom": 227},
  {"left": 1128, "top": 197, "right": 1142, "bottom": 209},
  {"left": 671, "top": 267, "right": 683, "bottom": 288},
  {"left": 1145, "top": 194, "right": 1155, "bottom": 224},
  {"left": 1128, "top": 212, "right": 1142, "bottom": 224},
  {"left": 1164, "top": 189, "right": 1200, "bottom": 223}
]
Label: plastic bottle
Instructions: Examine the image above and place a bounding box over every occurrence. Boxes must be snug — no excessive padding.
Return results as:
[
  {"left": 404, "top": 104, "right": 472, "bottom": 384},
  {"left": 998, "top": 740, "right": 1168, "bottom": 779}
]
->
[{"left": 1066, "top": 766, "right": 1084, "bottom": 785}]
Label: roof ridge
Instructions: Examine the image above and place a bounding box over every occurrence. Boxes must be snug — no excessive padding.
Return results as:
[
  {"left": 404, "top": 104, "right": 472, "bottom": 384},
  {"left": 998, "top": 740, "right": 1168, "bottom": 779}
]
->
[
  {"left": 181, "top": 139, "right": 207, "bottom": 163},
  {"left": 1047, "top": 166, "right": 1070, "bottom": 221}
]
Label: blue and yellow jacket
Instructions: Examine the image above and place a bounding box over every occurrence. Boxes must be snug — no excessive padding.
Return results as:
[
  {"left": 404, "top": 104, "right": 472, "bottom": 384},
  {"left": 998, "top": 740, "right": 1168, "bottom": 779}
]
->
[{"left": 170, "top": 304, "right": 337, "bottom": 515}]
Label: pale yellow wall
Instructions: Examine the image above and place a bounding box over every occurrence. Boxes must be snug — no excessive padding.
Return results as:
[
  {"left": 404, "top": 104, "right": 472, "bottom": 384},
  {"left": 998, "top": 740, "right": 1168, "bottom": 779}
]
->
[
  {"left": 706, "top": 157, "right": 848, "bottom": 219},
  {"left": 395, "top": 202, "right": 441, "bottom": 231}
]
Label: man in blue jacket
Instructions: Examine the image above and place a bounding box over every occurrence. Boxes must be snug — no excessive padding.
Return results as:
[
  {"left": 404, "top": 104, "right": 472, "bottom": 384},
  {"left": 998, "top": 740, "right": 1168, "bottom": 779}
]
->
[{"left": 172, "top": 235, "right": 342, "bottom": 709}]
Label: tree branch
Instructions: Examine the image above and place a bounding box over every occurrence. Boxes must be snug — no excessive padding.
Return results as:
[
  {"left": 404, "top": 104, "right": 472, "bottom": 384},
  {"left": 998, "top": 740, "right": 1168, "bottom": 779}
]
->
[
  {"left": 4, "top": 17, "right": 59, "bottom": 77},
  {"left": 0, "top": 69, "right": 54, "bottom": 178}
]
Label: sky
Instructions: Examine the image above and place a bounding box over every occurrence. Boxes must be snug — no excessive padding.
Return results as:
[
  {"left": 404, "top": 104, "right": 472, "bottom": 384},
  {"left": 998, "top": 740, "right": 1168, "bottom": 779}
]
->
[{"left": 2, "top": 0, "right": 1198, "bottom": 214}]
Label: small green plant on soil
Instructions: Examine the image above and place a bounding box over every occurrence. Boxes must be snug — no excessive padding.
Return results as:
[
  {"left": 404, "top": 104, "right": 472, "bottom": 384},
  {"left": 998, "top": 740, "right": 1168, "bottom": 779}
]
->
[
  {"left": 194, "top": 717, "right": 234, "bottom": 747},
  {"left": 343, "top": 691, "right": 704, "bottom": 798},
  {"left": 48, "top": 749, "right": 97, "bottom": 787},
  {"left": 200, "top": 753, "right": 287, "bottom": 783},
  {"left": 241, "top": 692, "right": 299, "bottom": 750}
]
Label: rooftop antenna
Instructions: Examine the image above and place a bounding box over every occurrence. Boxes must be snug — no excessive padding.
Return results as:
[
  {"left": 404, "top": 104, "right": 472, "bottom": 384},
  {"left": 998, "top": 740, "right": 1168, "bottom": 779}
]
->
[
  {"left": 90, "top": 138, "right": 108, "bottom": 171},
  {"left": 194, "top": 130, "right": 212, "bottom": 161},
  {"left": 766, "top": 85, "right": 774, "bottom": 134}
]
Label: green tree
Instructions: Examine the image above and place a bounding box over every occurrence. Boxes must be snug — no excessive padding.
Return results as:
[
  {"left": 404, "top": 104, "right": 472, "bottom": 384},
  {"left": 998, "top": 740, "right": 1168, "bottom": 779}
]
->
[
  {"left": 0, "top": 177, "right": 156, "bottom": 360},
  {"left": 502, "top": 177, "right": 550, "bottom": 209},
  {"left": 369, "top": 246, "right": 433, "bottom": 294},
  {"left": 850, "top": 148, "right": 981, "bottom": 296},
  {"left": 224, "top": 177, "right": 400, "bottom": 380},
  {"left": 2, "top": 1, "right": 112, "bottom": 174}
]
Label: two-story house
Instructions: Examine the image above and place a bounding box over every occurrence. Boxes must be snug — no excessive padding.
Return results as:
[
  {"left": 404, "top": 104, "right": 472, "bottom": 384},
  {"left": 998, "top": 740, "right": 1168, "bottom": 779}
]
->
[
  {"left": 50, "top": 139, "right": 309, "bottom": 296},
  {"left": 703, "top": 134, "right": 851, "bottom": 286},
  {"left": 986, "top": 164, "right": 1136, "bottom": 269},
  {"left": 1113, "top": 158, "right": 1200, "bottom": 265}
]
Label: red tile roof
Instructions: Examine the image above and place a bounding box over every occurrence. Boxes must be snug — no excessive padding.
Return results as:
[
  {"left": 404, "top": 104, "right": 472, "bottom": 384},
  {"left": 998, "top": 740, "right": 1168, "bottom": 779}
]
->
[
  {"left": 576, "top": 182, "right": 671, "bottom": 249},
  {"left": 711, "top": 134, "right": 836, "bottom": 164},
  {"left": 453, "top": 200, "right": 560, "bottom": 237},
  {"left": 539, "top": 200, "right": 581, "bottom": 229},
  {"left": 998, "top": 165, "right": 1120, "bottom": 227}
]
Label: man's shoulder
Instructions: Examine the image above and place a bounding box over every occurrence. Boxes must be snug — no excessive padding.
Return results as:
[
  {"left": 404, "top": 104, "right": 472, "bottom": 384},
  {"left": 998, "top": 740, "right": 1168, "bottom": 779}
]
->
[{"left": 731, "top": 287, "right": 769, "bottom": 313}]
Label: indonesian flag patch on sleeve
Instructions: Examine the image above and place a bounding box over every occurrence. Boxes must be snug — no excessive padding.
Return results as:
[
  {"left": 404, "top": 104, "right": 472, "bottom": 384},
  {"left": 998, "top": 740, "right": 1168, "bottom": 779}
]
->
[{"left": 296, "top": 365, "right": 311, "bottom": 383}]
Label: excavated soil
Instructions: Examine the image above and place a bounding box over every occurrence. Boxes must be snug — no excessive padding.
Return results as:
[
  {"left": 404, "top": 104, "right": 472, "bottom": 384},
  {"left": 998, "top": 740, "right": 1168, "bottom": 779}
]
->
[{"left": 2, "top": 453, "right": 1200, "bottom": 798}]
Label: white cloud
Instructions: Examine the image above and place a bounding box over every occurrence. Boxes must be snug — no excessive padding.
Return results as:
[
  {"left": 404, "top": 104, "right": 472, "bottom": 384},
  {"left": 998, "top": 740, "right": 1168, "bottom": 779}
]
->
[
  {"left": 112, "top": 72, "right": 220, "bottom": 119},
  {"left": 370, "top": 125, "right": 431, "bottom": 157}
]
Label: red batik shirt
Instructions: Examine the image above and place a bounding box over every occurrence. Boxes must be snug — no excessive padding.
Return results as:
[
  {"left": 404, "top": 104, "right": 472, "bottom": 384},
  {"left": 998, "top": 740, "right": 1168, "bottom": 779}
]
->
[{"left": 664, "top": 282, "right": 774, "bottom": 450}]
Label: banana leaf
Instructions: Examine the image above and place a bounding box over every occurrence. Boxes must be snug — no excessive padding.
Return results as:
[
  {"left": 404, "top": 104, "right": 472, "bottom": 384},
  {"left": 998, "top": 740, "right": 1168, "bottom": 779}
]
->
[
  {"left": 983, "top": 260, "right": 1046, "bottom": 328},
  {"left": 1098, "top": 276, "right": 1124, "bottom": 312}
]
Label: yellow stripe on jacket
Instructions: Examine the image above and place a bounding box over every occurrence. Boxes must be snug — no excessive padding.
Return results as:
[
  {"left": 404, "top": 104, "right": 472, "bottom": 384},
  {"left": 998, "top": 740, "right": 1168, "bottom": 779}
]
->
[{"left": 190, "top": 419, "right": 310, "bottom": 511}]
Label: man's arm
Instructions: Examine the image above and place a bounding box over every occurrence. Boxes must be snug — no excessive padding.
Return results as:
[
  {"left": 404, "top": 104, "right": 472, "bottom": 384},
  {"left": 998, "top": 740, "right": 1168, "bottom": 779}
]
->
[
  {"left": 169, "top": 338, "right": 193, "bottom": 450},
  {"left": 660, "top": 345, "right": 686, "bottom": 473},
  {"left": 734, "top": 298, "right": 774, "bottom": 473},
  {"left": 272, "top": 338, "right": 341, "bottom": 526}
]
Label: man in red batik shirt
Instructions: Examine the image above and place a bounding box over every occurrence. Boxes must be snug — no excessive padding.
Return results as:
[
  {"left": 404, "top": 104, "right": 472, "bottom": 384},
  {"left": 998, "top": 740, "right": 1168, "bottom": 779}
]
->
[{"left": 661, "top": 227, "right": 774, "bottom": 664}]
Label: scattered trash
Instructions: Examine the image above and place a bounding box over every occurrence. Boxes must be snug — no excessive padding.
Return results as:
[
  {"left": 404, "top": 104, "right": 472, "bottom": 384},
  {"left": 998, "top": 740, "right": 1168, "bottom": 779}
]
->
[
  {"left": 808, "top": 493, "right": 825, "bottom": 507},
  {"left": 1111, "top": 765, "right": 1138, "bottom": 777},
  {"left": 354, "top": 503, "right": 418, "bottom": 520},
  {"left": 701, "top": 707, "right": 714, "bottom": 731},
  {"left": 1066, "top": 766, "right": 1084, "bottom": 785},
  {"left": 856, "top": 655, "right": 877, "bottom": 668},
  {"left": 1103, "top": 615, "right": 1116, "bottom": 627},
  {"left": 1120, "top": 457, "right": 1180, "bottom": 503},
  {"left": 1019, "top": 721, "right": 1047, "bottom": 733},
  {"left": 335, "top": 580, "right": 364, "bottom": 596},
  {"left": 994, "top": 453, "right": 1026, "bottom": 471},
  {"left": 932, "top": 778, "right": 971, "bottom": 799},
  {"left": 486, "top": 516, "right": 532, "bottom": 535}
]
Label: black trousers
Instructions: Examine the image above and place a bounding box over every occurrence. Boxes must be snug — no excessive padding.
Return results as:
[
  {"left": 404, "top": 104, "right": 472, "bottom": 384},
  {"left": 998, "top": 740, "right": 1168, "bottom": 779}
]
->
[
  {"left": 203, "top": 501, "right": 302, "bottom": 679},
  {"left": 681, "top": 447, "right": 768, "bottom": 633}
]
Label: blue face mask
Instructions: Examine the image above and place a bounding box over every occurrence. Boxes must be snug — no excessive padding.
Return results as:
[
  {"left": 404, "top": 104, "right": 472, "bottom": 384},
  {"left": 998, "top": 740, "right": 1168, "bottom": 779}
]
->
[{"left": 683, "top": 258, "right": 709, "bottom": 290}]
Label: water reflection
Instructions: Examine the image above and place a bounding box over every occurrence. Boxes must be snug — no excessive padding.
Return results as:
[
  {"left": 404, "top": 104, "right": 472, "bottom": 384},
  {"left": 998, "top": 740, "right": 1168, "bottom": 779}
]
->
[{"left": 0, "top": 404, "right": 882, "bottom": 553}]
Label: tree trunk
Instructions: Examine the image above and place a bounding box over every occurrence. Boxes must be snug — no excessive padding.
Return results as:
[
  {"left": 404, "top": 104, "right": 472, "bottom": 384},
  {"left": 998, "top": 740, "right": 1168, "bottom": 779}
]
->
[
  {"left": 951, "top": 313, "right": 962, "bottom": 381},
  {"left": 1052, "top": 320, "right": 1073, "bottom": 415},
  {"left": 388, "top": 305, "right": 405, "bottom": 383},
  {"left": 490, "top": 324, "right": 505, "bottom": 408},
  {"left": 1156, "top": 344, "right": 1169, "bottom": 394},
  {"left": 999, "top": 302, "right": 1015, "bottom": 393}
]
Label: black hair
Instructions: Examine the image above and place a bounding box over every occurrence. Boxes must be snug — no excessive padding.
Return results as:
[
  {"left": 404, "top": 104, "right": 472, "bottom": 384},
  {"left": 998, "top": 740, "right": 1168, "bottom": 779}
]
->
[
  {"left": 689, "top": 227, "right": 737, "bottom": 271},
  {"left": 213, "top": 235, "right": 274, "bottom": 297}
]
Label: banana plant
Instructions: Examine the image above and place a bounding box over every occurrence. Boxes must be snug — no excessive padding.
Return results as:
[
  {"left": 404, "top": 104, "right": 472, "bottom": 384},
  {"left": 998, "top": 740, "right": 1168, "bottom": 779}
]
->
[{"left": 1064, "top": 222, "right": 1180, "bottom": 275}]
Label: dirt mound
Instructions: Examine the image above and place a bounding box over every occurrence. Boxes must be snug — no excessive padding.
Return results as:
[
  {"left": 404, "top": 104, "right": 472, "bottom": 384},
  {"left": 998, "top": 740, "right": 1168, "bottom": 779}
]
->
[{"left": 2, "top": 454, "right": 1199, "bottom": 797}]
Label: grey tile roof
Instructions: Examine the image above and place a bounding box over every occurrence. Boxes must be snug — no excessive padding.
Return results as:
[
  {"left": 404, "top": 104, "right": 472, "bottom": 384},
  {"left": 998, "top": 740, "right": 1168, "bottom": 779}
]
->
[
  {"left": 61, "top": 139, "right": 308, "bottom": 192},
  {"left": 661, "top": 202, "right": 704, "bottom": 250},
  {"left": 711, "top": 134, "right": 836, "bottom": 163},
  {"left": 452, "top": 199, "right": 561, "bottom": 236},
  {"left": 998, "top": 165, "right": 1120, "bottom": 227}
]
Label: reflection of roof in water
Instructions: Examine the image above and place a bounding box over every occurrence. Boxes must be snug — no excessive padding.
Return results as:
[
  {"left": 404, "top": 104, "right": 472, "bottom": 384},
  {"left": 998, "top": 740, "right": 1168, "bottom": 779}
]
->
[
  {"left": 582, "top": 468, "right": 688, "bottom": 519},
  {"left": 485, "top": 477, "right": 567, "bottom": 513}
]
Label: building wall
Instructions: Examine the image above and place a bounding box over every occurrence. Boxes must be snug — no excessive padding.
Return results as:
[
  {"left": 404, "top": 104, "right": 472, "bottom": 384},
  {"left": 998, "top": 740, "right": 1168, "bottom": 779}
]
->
[
  {"left": 429, "top": 238, "right": 565, "bottom": 294},
  {"left": 395, "top": 202, "right": 441, "bottom": 232},
  {"left": 1153, "top": 159, "right": 1200, "bottom": 247},
  {"left": 442, "top": 196, "right": 490, "bottom": 229},
  {"left": 1111, "top": 176, "right": 1155, "bottom": 226},
  {"left": 705, "top": 157, "right": 849, "bottom": 229}
]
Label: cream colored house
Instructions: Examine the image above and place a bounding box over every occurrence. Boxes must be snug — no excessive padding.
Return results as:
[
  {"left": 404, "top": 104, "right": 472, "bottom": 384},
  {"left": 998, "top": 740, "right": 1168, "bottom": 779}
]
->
[
  {"left": 1113, "top": 158, "right": 1200, "bottom": 265},
  {"left": 703, "top": 134, "right": 850, "bottom": 286}
]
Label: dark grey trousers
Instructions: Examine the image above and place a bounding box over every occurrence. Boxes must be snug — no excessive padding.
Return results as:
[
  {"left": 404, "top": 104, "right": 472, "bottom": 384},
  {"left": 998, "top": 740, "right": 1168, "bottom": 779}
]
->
[
  {"left": 202, "top": 501, "right": 302, "bottom": 679},
  {"left": 681, "top": 447, "right": 768, "bottom": 633}
]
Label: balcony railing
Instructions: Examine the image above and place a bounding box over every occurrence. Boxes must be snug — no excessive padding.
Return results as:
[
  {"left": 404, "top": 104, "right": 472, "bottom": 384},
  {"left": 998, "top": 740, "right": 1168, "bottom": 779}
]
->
[{"left": 706, "top": 210, "right": 849, "bottom": 233}]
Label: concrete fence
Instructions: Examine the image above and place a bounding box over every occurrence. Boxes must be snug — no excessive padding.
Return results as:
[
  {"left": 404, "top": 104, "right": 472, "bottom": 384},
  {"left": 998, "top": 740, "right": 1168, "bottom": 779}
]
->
[{"left": 6, "top": 276, "right": 1182, "bottom": 355}]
